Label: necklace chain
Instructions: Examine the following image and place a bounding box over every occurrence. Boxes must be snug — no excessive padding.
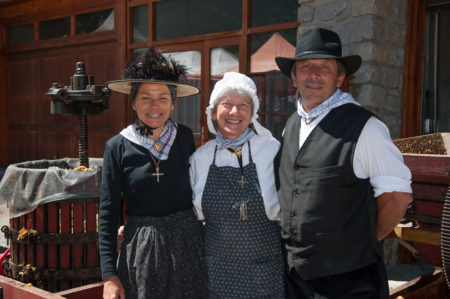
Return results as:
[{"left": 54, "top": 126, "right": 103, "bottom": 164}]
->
[
  {"left": 227, "top": 146, "right": 247, "bottom": 189},
  {"left": 149, "top": 154, "right": 164, "bottom": 183}
]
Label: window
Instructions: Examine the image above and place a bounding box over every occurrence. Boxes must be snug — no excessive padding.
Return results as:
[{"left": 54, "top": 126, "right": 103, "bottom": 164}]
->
[
  {"left": 164, "top": 51, "right": 202, "bottom": 137},
  {"left": 251, "top": 0, "right": 298, "bottom": 27},
  {"left": 76, "top": 9, "right": 114, "bottom": 35},
  {"left": 7, "top": 24, "right": 34, "bottom": 45},
  {"left": 250, "top": 29, "right": 297, "bottom": 140},
  {"left": 422, "top": 3, "right": 450, "bottom": 133},
  {"left": 40, "top": 17, "right": 70, "bottom": 40},
  {"left": 155, "top": 0, "right": 241, "bottom": 40},
  {"left": 131, "top": 5, "right": 149, "bottom": 43},
  {"left": 6, "top": 9, "right": 115, "bottom": 45}
]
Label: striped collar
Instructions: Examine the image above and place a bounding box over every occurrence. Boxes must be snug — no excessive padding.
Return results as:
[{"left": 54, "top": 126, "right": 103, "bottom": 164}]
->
[{"left": 120, "top": 120, "right": 177, "bottom": 160}]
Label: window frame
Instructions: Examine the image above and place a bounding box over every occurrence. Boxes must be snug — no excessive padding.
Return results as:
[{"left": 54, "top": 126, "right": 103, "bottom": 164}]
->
[
  {"left": 126, "top": 0, "right": 299, "bottom": 142},
  {"left": 401, "top": 0, "right": 450, "bottom": 137}
]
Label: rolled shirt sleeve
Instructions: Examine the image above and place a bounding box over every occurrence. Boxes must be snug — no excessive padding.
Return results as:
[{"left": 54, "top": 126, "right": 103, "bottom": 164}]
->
[{"left": 353, "top": 116, "right": 413, "bottom": 197}]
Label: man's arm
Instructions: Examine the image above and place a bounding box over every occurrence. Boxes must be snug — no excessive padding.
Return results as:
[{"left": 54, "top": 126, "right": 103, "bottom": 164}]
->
[{"left": 376, "top": 191, "right": 413, "bottom": 240}]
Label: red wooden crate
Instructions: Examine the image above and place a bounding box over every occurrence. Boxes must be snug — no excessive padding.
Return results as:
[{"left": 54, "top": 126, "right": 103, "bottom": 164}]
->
[{"left": 403, "top": 154, "right": 450, "bottom": 266}]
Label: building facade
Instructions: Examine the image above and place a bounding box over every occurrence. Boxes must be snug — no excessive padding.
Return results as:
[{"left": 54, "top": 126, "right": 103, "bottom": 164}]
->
[{"left": 0, "top": 0, "right": 448, "bottom": 167}]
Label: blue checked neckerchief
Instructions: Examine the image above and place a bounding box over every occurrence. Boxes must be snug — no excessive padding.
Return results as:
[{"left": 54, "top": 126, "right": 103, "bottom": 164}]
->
[
  {"left": 216, "top": 128, "right": 255, "bottom": 150},
  {"left": 120, "top": 119, "right": 177, "bottom": 160},
  {"left": 297, "top": 89, "right": 360, "bottom": 122}
]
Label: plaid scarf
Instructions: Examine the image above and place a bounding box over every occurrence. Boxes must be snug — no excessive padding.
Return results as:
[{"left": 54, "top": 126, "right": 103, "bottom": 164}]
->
[
  {"left": 216, "top": 128, "right": 255, "bottom": 150},
  {"left": 297, "top": 89, "right": 360, "bottom": 122},
  {"left": 120, "top": 120, "right": 177, "bottom": 160}
]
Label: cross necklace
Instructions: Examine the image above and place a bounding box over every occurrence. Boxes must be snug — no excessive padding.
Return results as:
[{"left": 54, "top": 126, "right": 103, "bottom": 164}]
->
[
  {"left": 149, "top": 154, "right": 164, "bottom": 183},
  {"left": 227, "top": 145, "right": 250, "bottom": 220},
  {"left": 228, "top": 147, "right": 248, "bottom": 189}
]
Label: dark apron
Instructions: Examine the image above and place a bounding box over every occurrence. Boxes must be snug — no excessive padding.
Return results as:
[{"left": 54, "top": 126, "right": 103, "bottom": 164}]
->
[
  {"left": 202, "top": 142, "right": 284, "bottom": 298},
  {"left": 117, "top": 209, "right": 208, "bottom": 299}
]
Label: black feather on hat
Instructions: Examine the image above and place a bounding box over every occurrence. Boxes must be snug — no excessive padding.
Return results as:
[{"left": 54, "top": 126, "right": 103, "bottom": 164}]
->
[{"left": 106, "top": 47, "right": 200, "bottom": 97}]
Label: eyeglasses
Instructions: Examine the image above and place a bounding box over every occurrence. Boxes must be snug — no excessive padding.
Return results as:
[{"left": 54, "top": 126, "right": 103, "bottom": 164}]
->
[{"left": 220, "top": 101, "right": 251, "bottom": 112}]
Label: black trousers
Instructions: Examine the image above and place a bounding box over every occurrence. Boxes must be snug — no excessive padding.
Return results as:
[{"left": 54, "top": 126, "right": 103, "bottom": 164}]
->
[{"left": 285, "top": 258, "right": 389, "bottom": 299}]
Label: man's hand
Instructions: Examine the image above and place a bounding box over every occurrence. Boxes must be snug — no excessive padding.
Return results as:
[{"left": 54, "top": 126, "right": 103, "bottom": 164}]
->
[
  {"left": 103, "top": 275, "right": 126, "bottom": 299},
  {"left": 376, "top": 192, "right": 413, "bottom": 240}
]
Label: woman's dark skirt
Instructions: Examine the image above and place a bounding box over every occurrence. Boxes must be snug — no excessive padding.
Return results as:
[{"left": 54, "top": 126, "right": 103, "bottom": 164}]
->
[{"left": 117, "top": 209, "right": 208, "bottom": 299}]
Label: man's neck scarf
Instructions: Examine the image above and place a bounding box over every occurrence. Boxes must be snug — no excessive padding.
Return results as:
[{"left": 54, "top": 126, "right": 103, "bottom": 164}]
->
[{"left": 297, "top": 89, "right": 360, "bottom": 122}]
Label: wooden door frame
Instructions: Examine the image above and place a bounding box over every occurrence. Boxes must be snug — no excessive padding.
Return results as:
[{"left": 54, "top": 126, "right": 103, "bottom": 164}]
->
[
  {"left": 401, "top": 0, "right": 427, "bottom": 138},
  {"left": 0, "top": 27, "right": 7, "bottom": 167}
]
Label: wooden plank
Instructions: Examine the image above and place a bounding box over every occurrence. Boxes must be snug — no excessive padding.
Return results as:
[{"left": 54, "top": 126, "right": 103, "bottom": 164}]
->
[
  {"left": 47, "top": 202, "right": 58, "bottom": 292},
  {"left": 0, "top": 275, "right": 66, "bottom": 299},
  {"left": 403, "top": 154, "right": 450, "bottom": 176},
  {"left": 86, "top": 201, "right": 98, "bottom": 284},
  {"left": 55, "top": 281, "right": 103, "bottom": 299},
  {"left": 10, "top": 217, "right": 17, "bottom": 265},
  {"left": 412, "top": 183, "right": 449, "bottom": 202},
  {"left": 412, "top": 174, "right": 450, "bottom": 185},
  {"left": 59, "top": 202, "right": 71, "bottom": 291},
  {"left": 26, "top": 211, "right": 35, "bottom": 267},
  {"left": 413, "top": 199, "right": 444, "bottom": 220},
  {"left": 35, "top": 204, "right": 45, "bottom": 290},
  {"left": 389, "top": 269, "right": 446, "bottom": 298},
  {"left": 72, "top": 202, "right": 84, "bottom": 287},
  {"left": 390, "top": 225, "right": 441, "bottom": 246},
  {"left": 19, "top": 215, "right": 26, "bottom": 266}
]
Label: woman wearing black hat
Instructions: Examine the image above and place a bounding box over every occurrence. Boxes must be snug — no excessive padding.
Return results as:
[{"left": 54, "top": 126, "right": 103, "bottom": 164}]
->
[{"left": 99, "top": 48, "right": 207, "bottom": 299}]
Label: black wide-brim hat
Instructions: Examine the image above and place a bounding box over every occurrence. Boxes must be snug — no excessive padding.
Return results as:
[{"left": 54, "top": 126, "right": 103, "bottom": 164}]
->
[
  {"left": 106, "top": 47, "right": 200, "bottom": 98},
  {"left": 275, "top": 27, "right": 362, "bottom": 77}
]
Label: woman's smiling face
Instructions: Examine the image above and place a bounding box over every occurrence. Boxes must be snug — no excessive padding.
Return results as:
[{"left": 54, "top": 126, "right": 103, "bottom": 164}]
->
[
  {"left": 132, "top": 83, "right": 174, "bottom": 138},
  {"left": 212, "top": 93, "right": 252, "bottom": 140}
]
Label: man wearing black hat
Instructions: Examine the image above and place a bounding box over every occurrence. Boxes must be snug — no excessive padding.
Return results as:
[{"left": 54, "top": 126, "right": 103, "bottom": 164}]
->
[{"left": 275, "top": 28, "right": 413, "bottom": 298}]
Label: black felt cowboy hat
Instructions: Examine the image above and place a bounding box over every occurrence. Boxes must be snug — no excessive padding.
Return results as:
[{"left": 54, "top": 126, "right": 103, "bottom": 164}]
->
[
  {"left": 275, "top": 27, "right": 362, "bottom": 77},
  {"left": 107, "top": 48, "right": 200, "bottom": 98}
]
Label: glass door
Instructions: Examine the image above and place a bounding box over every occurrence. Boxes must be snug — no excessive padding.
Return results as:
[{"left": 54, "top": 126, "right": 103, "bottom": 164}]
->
[
  {"left": 162, "top": 50, "right": 202, "bottom": 139},
  {"left": 422, "top": 3, "right": 450, "bottom": 133}
]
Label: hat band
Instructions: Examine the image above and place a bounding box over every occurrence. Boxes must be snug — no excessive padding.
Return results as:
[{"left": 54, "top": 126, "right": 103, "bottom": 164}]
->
[{"left": 296, "top": 50, "right": 340, "bottom": 58}]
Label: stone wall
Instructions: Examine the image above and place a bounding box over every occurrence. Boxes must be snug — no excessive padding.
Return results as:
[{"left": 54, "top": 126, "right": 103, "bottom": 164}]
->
[{"left": 297, "top": 0, "right": 408, "bottom": 138}]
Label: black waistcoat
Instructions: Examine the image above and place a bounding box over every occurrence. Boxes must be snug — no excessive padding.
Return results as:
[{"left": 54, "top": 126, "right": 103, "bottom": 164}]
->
[{"left": 277, "top": 103, "right": 382, "bottom": 280}]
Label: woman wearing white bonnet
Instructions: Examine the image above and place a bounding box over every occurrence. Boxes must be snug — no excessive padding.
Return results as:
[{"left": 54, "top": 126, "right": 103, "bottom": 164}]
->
[{"left": 190, "top": 72, "right": 284, "bottom": 298}]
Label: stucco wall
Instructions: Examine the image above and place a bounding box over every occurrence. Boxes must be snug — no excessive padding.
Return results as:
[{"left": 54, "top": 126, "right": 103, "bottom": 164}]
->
[{"left": 297, "top": 0, "right": 408, "bottom": 138}]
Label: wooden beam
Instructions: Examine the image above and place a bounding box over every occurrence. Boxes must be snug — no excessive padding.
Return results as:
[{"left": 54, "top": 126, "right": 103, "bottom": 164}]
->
[
  {"left": 0, "top": 275, "right": 66, "bottom": 298},
  {"left": 389, "top": 225, "right": 441, "bottom": 246},
  {"left": 0, "top": 25, "right": 8, "bottom": 168},
  {"left": 55, "top": 281, "right": 103, "bottom": 299}
]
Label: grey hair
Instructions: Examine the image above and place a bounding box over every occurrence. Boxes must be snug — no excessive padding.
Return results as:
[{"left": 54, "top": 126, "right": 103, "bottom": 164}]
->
[{"left": 336, "top": 60, "right": 346, "bottom": 75}]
